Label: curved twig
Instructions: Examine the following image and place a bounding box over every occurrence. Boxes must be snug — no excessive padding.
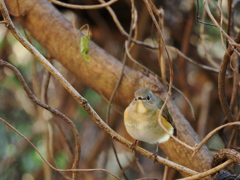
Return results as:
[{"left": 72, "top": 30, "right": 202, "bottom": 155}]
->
[
  {"left": 100, "top": 0, "right": 229, "bottom": 76},
  {"left": 212, "top": 149, "right": 240, "bottom": 168},
  {"left": 193, "top": 122, "right": 240, "bottom": 155},
  {"left": 177, "top": 160, "right": 233, "bottom": 180},
  {"left": 41, "top": 67, "right": 75, "bottom": 159},
  {"left": 218, "top": 31, "right": 240, "bottom": 133},
  {"left": 50, "top": 0, "right": 118, "bottom": 9},
  {"left": 0, "top": 59, "right": 81, "bottom": 179},
  {"left": 199, "top": 7, "right": 220, "bottom": 69},
  {"left": 143, "top": 0, "right": 173, "bottom": 132},
  {"left": 97, "top": 0, "right": 239, "bottom": 76},
  {"left": 105, "top": 1, "right": 137, "bottom": 179},
  {"left": 125, "top": 44, "right": 196, "bottom": 122},
  {"left": 203, "top": 0, "right": 240, "bottom": 48},
  {"left": 157, "top": 115, "right": 195, "bottom": 152},
  {"left": 167, "top": 46, "right": 221, "bottom": 74},
  {"left": 157, "top": 112, "right": 240, "bottom": 157},
  {"left": 208, "top": 0, "right": 239, "bottom": 33},
  {"left": 98, "top": 0, "right": 156, "bottom": 49},
  {"left": 0, "top": 117, "right": 121, "bottom": 180},
  {"left": 217, "top": 0, "right": 226, "bottom": 51},
  {"left": 172, "top": 85, "right": 196, "bottom": 121}
]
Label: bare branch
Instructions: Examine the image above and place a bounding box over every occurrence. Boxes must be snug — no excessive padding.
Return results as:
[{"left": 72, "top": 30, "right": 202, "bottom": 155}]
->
[
  {"left": 212, "top": 149, "right": 240, "bottom": 167},
  {"left": 203, "top": 0, "right": 240, "bottom": 48},
  {"left": 142, "top": 0, "right": 173, "bottom": 134},
  {"left": 218, "top": 31, "right": 240, "bottom": 132},
  {"left": 167, "top": 46, "right": 222, "bottom": 74},
  {"left": 0, "top": 117, "right": 121, "bottom": 180},
  {"left": 50, "top": 0, "right": 119, "bottom": 9},
  {"left": 0, "top": 59, "right": 81, "bottom": 179},
  {"left": 177, "top": 160, "right": 233, "bottom": 180}
]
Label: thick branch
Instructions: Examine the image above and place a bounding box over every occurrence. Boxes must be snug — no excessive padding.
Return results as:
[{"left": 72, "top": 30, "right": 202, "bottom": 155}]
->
[{"left": 4, "top": 0, "right": 212, "bottom": 175}]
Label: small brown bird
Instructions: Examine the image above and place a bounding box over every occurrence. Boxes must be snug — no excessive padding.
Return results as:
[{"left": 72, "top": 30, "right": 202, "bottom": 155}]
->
[{"left": 124, "top": 88, "right": 176, "bottom": 154}]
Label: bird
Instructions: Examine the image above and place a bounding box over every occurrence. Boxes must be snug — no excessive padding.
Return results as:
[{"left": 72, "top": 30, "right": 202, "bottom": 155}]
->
[{"left": 124, "top": 88, "right": 176, "bottom": 157}]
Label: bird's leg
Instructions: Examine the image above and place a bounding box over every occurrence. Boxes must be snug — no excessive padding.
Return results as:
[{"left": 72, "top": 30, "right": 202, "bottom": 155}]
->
[
  {"left": 150, "top": 144, "right": 159, "bottom": 163},
  {"left": 130, "top": 140, "right": 139, "bottom": 152}
]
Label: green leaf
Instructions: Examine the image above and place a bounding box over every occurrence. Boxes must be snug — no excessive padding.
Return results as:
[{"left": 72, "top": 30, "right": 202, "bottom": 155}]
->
[
  {"left": 80, "top": 35, "right": 91, "bottom": 62},
  {"left": 82, "top": 53, "right": 91, "bottom": 62}
]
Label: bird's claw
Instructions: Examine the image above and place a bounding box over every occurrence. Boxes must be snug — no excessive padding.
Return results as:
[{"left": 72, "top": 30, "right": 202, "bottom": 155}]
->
[
  {"left": 150, "top": 151, "right": 158, "bottom": 163},
  {"left": 130, "top": 140, "right": 139, "bottom": 152}
]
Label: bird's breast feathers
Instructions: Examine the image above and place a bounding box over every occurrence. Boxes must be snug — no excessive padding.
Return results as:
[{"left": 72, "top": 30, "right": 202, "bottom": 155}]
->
[{"left": 136, "top": 101, "right": 147, "bottom": 113}]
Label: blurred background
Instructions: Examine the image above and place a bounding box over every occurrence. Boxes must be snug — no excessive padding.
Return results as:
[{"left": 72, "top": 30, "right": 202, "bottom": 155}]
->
[{"left": 0, "top": 0, "right": 240, "bottom": 179}]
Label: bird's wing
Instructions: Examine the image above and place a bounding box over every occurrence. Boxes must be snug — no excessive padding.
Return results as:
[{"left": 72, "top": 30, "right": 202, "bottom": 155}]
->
[{"left": 156, "top": 95, "right": 177, "bottom": 136}]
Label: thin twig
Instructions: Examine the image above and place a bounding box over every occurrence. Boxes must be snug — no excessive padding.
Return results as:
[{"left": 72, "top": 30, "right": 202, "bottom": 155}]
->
[
  {"left": 208, "top": 0, "right": 239, "bottom": 33},
  {"left": 157, "top": 109, "right": 240, "bottom": 157},
  {"left": 172, "top": 85, "right": 196, "bottom": 121},
  {"left": 100, "top": 0, "right": 233, "bottom": 76},
  {"left": 143, "top": 0, "right": 199, "bottom": 156},
  {"left": 196, "top": 0, "right": 217, "bottom": 27},
  {"left": 193, "top": 122, "right": 240, "bottom": 155},
  {"left": 50, "top": 0, "right": 118, "bottom": 9},
  {"left": 227, "top": 54, "right": 239, "bottom": 147},
  {"left": 218, "top": 31, "right": 240, "bottom": 133},
  {"left": 16, "top": 0, "right": 53, "bottom": 178},
  {"left": 0, "top": 117, "right": 121, "bottom": 180},
  {"left": 156, "top": 7, "right": 167, "bottom": 86},
  {"left": 142, "top": 0, "right": 173, "bottom": 138},
  {"left": 106, "top": 0, "right": 136, "bottom": 125},
  {"left": 0, "top": 59, "right": 81, "bottom": 179},
  {"left": 157, "top": 114, "right": 195, "bottom": 152},
  {"left": 40, "top": 68, "right": 54, "bottom": 178},
  {"left": 217, "top": 0, "right": 226, "bottom": 51},
  {"left": 167, "top": 46, "right": 221, "bottom": 74},
  {"left": 177, "top": 160, "right": 233, "bottom": 180},
  {"left": 203, "top": 0, "right": 240, "bottom": 49},
  {"left": 98, "top": 0, "right": 156, "bottom": 49},
  {"left": 41, "top": 67, "right": 74, "bottom": 160},
  {"left": 125, "top": 43, "right": 156, "bottom": 75},
  {"left": 105, "top": 1, "right": 137, "bottom": 179},
  {"left": 199, "top": 7, "right": 220, "bottom": 69},
  {"left": 16, "top": 2, "right": 53, "bottom": 177},
  {"left": 227, "top": 0, "right": 233, "bottom": 46},
  {"left": 126, "top": 44, "right": 196, "bottom": 122}
]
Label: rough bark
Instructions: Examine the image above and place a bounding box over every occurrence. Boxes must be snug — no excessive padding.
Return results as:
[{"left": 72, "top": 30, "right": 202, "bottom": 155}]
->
[{"left": 5, "top": 0, "right": 213, "bottom": 175}]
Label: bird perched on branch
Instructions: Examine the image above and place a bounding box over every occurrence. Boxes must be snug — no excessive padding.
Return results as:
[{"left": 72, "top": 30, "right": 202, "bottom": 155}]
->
[{"left": 124, "top": 88, "right": 176, "bottom": 157}]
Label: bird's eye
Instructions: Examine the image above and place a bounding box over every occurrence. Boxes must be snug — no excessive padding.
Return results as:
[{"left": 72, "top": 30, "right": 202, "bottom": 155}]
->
[{"left": 146, "top": 95, "right": 151, "bottom": 100}]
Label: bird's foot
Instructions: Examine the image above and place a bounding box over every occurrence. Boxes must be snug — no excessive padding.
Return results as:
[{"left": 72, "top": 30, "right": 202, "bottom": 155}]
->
[
  {"left": 150, "top": 145, "right": 159, "bottom": 163},
  {"left": 150, "top": 151, "right": 158, "bottom": 163},
  {"left": 130, "top": 140, "right": 139, "bottom": 152}
]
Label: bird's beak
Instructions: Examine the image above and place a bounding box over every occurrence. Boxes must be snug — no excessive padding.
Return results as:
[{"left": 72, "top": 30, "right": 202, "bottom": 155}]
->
[{"left": 137, "top": 100, "right": 147, "bottom": 113}]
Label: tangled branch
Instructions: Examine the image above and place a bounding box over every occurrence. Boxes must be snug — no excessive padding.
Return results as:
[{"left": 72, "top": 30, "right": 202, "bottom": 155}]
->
[
  {"left": 0, "top": 0, "right": 198, "bottom": 176},
  {"left": 0, "top": 60, "right": 81, "bottom": 179}
]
